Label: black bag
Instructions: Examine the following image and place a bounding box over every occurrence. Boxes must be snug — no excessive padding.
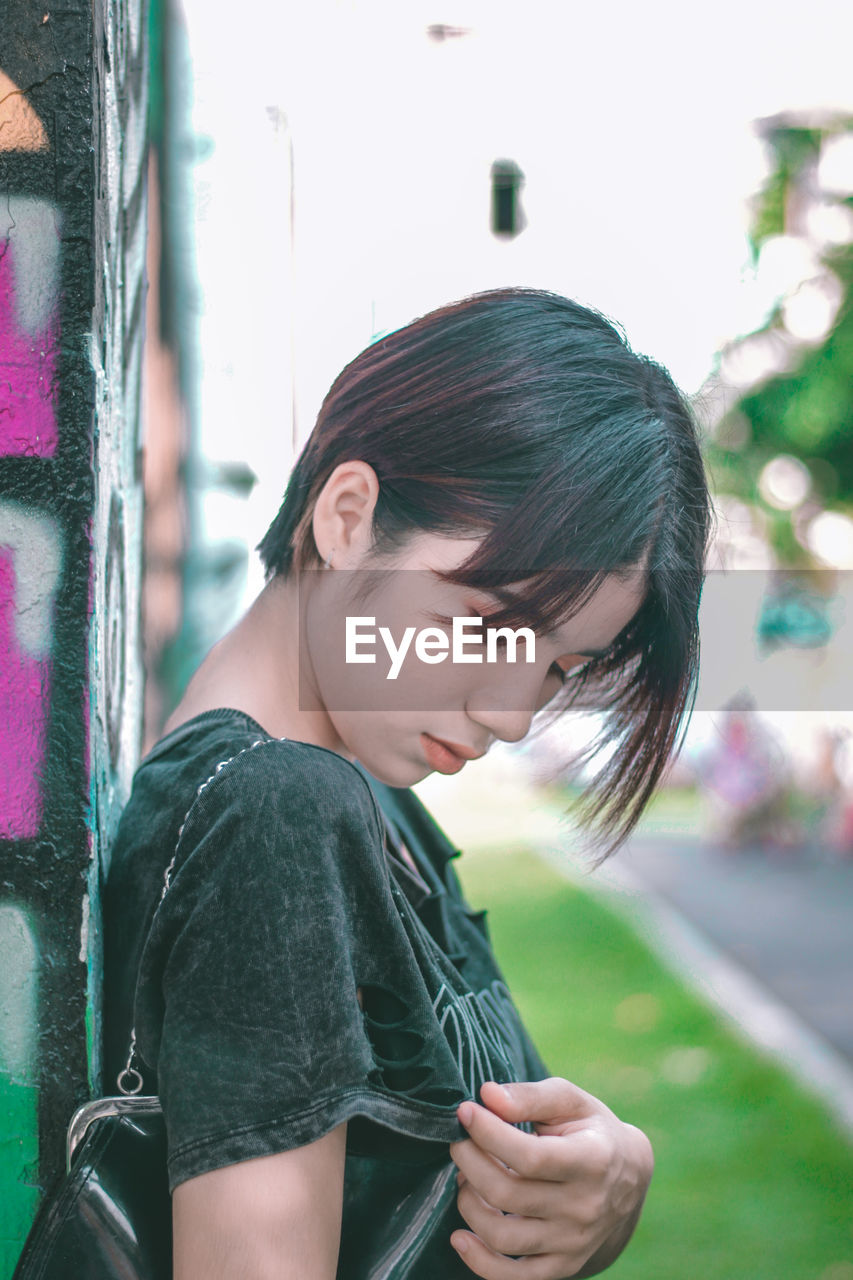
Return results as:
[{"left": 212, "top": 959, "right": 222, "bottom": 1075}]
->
[{"left": 12, "top": 1095, "right": 171, "bottom": 1280}]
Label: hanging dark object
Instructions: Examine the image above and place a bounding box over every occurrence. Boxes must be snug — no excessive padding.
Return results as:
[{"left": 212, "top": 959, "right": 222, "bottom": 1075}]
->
[{"left": 490, "top": 159, "right": 526, "bottom": 238}]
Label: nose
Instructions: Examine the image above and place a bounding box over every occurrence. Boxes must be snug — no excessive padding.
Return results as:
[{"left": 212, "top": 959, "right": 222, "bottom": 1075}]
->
[{"left": 464, "top": 694, "right": 536, "bottom": 745}]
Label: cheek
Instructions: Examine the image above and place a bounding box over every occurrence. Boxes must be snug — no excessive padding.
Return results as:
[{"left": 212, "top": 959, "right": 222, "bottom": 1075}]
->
[
  {"left": 343, "top": 641, "right": 477, "bottom": 714},
  {"left": 535, "top": 670, "right": 566, "bottom": 712}
]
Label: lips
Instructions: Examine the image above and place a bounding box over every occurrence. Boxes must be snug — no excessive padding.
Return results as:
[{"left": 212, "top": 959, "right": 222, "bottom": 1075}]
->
[{"left": 420, "top": 733, "right": 484, "bottom": 775}]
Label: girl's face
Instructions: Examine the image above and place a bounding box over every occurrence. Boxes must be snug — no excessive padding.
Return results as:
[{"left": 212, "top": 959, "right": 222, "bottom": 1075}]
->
[{"left": 301, "top": 533, "right": 646, "bottom": 788}]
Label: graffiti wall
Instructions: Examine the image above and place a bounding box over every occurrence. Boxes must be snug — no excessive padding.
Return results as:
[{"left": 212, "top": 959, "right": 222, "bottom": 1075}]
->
[{"left": 0, "top": 1, "right": 147, "bottom": 1271}]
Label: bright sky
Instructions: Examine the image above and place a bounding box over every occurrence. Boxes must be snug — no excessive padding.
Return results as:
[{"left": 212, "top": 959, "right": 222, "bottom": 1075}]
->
[{"left": 178, "top": 0, "right": 853, "bottom": 590}]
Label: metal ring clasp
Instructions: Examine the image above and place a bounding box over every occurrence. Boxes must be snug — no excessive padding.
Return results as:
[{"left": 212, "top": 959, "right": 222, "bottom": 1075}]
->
[
  {"left": 117, "top": 1066, "right": 144, "bottom": 1095},
  {"left": 117, "top": 1027, "right": 144, "bottom": 1095}
]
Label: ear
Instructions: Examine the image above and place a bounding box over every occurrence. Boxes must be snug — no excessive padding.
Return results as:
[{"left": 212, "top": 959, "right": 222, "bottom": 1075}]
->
[{"left": 311, "top": 461, "right": 380, "bottom": 568}]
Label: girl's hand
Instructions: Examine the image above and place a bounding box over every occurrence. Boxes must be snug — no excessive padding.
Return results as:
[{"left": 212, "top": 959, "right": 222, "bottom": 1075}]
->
[{"left": 448, "top": 1078, "right": 653, "bottom": 1279}]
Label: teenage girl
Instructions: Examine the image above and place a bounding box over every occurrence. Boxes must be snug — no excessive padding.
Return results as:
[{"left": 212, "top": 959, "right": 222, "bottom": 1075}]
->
[{"left": 105, "top": 288, "right": 710, "bottom": 1279}]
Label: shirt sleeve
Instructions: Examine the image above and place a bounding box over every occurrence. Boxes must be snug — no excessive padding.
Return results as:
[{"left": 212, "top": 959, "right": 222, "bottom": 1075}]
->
[{"left": 133, "top": 739, "right": 460, "bottom": 1190}]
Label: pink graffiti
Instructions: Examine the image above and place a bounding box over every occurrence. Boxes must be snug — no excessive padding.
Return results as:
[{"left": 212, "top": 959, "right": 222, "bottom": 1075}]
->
[
  {"left": 0, "top": 551, "right": 51, "bottom": 838},
  {"left": 0, "top": 212, "right": 60, "bottom": 458}
]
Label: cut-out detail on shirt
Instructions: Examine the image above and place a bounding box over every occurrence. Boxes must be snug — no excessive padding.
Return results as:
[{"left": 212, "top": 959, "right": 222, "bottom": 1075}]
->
[
  {"left": 359, "top": 983, "right": 467, "bottom": 1103},
  {"left": 359, "top": 984, "right": 434, "bottom": 1096},
  {"left": 365, "top": 1026, "right": 425, "bottom": 1069},
  {"left": 359, "top": 984, "right": 409, "bottom": 1026}
]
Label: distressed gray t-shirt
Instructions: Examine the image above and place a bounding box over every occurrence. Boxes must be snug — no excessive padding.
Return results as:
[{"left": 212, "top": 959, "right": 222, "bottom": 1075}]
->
[{"left": 103, "top": 708, "right": 548, "bottom": 1278}]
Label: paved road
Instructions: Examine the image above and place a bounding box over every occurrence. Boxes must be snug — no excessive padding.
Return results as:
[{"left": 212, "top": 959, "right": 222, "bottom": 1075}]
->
[{"left": 618, "top": 834, "right": 853, "bottom": 1064}]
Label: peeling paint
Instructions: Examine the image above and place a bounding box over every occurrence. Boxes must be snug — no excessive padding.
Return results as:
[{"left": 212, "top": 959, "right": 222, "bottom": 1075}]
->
[
  {"left": 0, "top": 906, "right": 38, "bottom": 1083},
  {"left": 0, "top": 512, "right": 62, "bottom": 839},
  {"left": 0, "top": 71, "right": 50, "bottom": 153},
  {"left": 0, "top": 196, "right": 61, "bottom": 458},
  {"left": 0, "top": 501, "right": 63, "bottom": 658},
  {"left": 78, "top": 892, "right": 90, "bottom": 966},
  {"left": 0, "top": 501, "right": 63, "bottom": 840},
  {"left": 2, "top": 197, "right": 63, "bottom": 337}
]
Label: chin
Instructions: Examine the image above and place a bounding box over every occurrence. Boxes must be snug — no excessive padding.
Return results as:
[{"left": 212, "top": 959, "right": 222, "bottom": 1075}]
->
[{"left": 355, "top": 750, "right": 430, "bottom": 790}]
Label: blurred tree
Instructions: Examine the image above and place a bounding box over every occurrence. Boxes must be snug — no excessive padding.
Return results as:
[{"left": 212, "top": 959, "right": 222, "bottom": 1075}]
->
[{"left": 704, "top": 111, "right": 853, "bottom": 570}]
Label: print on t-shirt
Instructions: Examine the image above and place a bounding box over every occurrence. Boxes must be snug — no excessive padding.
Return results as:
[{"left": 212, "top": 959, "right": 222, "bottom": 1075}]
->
[{"left": 432, "top": 978, "right": 531, "bottom": 1095}]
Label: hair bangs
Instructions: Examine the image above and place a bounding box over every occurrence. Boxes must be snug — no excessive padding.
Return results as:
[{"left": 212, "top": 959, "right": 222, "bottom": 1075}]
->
[{"left": 529, "top": 575, "right": 701, "bottom": 859}]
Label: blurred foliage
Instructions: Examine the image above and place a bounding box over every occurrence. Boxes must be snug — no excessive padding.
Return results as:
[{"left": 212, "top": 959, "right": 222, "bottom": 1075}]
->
[
  {"left": 739, "top": 249, "right": 853, "bottom": 486},
  {"left": 749, "top": 126, "right": 824, "bottom": 253},
  {"left": 706, "top": 115, "right": 853, "bottom": 566}
]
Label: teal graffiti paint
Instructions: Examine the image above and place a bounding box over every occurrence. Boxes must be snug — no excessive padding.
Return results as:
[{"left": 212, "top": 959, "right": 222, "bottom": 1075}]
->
[{"left": 0, "top": 907, "right": 39, "bottom": 1279}]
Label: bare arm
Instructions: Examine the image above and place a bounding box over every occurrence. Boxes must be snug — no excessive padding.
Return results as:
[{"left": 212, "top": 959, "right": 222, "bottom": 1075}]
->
[{"left": 173, "top": 1122, "right": 347, "bottom": 1280}]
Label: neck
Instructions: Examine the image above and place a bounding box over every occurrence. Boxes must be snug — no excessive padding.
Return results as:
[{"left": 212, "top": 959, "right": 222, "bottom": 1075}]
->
[{"left": 162, "top": 574, "right": 350, "bottom": 757}]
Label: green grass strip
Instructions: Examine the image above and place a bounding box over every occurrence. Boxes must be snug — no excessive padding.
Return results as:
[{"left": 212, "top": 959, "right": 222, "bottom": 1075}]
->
[{"left": 456, "top": 845, "right": 853, "bottom": 1280}]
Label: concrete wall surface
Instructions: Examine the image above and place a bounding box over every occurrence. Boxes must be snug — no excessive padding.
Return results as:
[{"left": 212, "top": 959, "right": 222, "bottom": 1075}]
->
[{"left": 0, "top": 0, "right": 147, "bottom": 1270}]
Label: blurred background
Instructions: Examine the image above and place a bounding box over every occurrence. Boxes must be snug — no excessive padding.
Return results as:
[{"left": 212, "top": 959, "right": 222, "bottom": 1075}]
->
[{"left": 142, "top": 2, "right": 853, "bottom": 1274}]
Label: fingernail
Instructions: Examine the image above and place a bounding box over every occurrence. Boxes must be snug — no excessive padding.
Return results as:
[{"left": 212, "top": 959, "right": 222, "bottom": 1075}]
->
[
  {"left": 457, "top": 1101, "right": 473, "bottom": 1127},
  {"left": 452, "top": 1234, "right": 469, "bottom": 1255}
]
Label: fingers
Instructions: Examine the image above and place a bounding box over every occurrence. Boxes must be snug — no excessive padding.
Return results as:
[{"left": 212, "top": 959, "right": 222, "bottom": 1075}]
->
[
  {"left": 453, "top": 1097, "right": 599, "bottom": 1183},
  {"left": 449, "top": 1227, "right": 550, "bottom": 1280},
  {"left": 456, "top": 1181, "right": 551, "bottom": 1257},
  {"left": 450, "top": 1225, "right": 590, "bottom": 1280},
  {"left": 479, "top": 1078, "right": 604, "bottom": 1130},
  {"left": 451, "top": 1170, "right": 617, "bottom": 1280},
  {"left": 455, "top": 1101, "right": 568, "bottom": 1181},
  {"left": 451, "top": 1128, "right": 621, "bottom": 1232},
  {"left": 450, "top": 1137, "right": 561, "bottom": 1217}
]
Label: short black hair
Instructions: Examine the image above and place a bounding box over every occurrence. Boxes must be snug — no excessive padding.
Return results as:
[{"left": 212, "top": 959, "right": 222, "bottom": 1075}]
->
[{"left": 258, "top": 288, "right": 711, "bottom": 854}]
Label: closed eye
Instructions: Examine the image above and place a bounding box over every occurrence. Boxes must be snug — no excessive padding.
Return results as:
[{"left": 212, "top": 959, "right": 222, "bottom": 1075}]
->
[
  {"left": 550, "top": 654, "right": 595, "bottom": 682},
  {"left": 464, "top": 600, "right": 601, "bottom": 679}
]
